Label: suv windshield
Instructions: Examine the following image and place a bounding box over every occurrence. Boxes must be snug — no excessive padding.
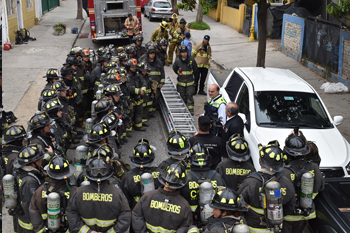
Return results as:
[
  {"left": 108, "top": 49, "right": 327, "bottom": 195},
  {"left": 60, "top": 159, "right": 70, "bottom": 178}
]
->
[
  {"left": 254, "top": 91, "right": 332, "bottom": 128},
  {"left": 154, "top": 2, "right": 171, "bottom": 8}
]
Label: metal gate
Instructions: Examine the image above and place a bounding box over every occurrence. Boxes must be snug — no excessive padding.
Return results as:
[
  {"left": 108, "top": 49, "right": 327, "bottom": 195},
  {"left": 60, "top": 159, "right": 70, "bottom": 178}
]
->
[{"left": 42, "top": 0, "right": 59, "bottom": 14}]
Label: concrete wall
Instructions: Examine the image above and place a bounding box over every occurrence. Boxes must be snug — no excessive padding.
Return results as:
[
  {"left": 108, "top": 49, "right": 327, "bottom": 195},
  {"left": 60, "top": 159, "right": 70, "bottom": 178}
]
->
[
  {"left": 339, "top": 30, "right": 350, "bottom": 85},
  {"left": 8, "top": 15, "right": 18, "bottom": 43},
  {"left": 209, "top": 8, "right": 218, "bottom": 21},
  {"left": 281, "top": 14, "right": 305, "bottom": 62}
]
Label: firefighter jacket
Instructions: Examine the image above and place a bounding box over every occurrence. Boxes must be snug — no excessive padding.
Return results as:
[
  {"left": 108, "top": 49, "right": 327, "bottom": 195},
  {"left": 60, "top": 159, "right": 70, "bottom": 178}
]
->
[
  {"left": 2, "top": 144, "right": 21, "bottom": 175},
  {"left": 63, "top": 76, "right": 83, "bottom": 105},
  {"left": 29, "top": 179, "right": 78, "bottom": 233},
  {"left": 120, "top": 79, "right": 133, "bottom": 110},
  {"left": 159, "top": 49, "right": 167, "bottom": 66},
  {"left": 50, "top": 118, "right": 70, "bottom": 152},
  {"left": 168, "top": 22, "right": 180, "bottom": 43},
  {"left": 191, "top": 42, "right": 211, "bottom": 69},
  {"left": 176, "top": 27, "right": 190, "bottom": 43},
  {"left": 216, "top": 160, "right": 255, "bottom": 191},
  {"left": 66, "top": 181, "right": 131, "bottom": 233},
  {"left": 59, "top": 96, "right": 76, "bottom": 126},
  {"left": 180, "top": 166, "right": 226, "bottom": 218},
  {"left": 76, "top": 64, "right": 89, "bottom": 94},
  {"left": 15, "top": 167, "right": 45, "bottom": 232},
  {"left": 173, "top": 55, "right": 198, "bottom": 86},
  {"left": 141, "top": 73, "right": 153, "bottom": 107},
  {"left": 237, "top": 170, "right": 296, "bottom": 232},
  {"left": 125, "top": 16, "right": 140, "bottom": 36},
  {"left": 132, "top": 187, "right": 193, "bottom": 233},
  {"left": 204, "top": 95, "right": 227, "bottom": 120},
  {"left": 81, "top": 59, "right": 94, "bottom": 73},
  {"left": 120, "top": 167, "right": 161, "bottom": 209},
  {"left": 91, "top": 65, "right": 108, "bottom": 94},
  {"left": 30, "top": 132, "right": 55, "bottom": 163},
  {"left": 126, "top": 72, "right": 147, "bottom": 105},
  {"left": 150, "top": 27, "right": 169, "bottom": 43},
  {"left": 135, "top": 45, "right": 146, "bottom": 61},
  {"left": 145, "top": 57, "right": 165, "bottom": 86},
  {"left": 281, "top": 159, "right": 324, "bottom": 221},
  {"left": 203, "top": 216, "right": 246, "bottom": 233}
]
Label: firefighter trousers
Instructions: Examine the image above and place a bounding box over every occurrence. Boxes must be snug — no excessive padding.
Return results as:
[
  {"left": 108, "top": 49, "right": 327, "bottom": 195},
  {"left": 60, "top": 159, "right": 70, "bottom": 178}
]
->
[
  {"left": 142, "top": 101, "right": 152, "bottom": 124},
  {"left": 168, "top": 42, "right": 177, "bottom": 64},
  {"left": 194, "top": 67, "right": 208, "bottom": 93},
  {"left": 132, "top": 104, "right": 143, "bottom": 129},
  {"left": 126, "top": 106, "right": 134, "bottom": 136},
  {"left": 177, "top": 84, "right": 195, "bottom": 113},
  {"left": 282, "top": 220, "right": 307, "bottom": 233}
]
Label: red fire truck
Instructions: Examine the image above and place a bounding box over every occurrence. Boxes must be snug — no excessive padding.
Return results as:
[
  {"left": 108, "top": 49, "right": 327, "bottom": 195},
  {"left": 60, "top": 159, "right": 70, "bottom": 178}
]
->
[{"left": 88, "top": 0, "right": 142, "bottom": 41}]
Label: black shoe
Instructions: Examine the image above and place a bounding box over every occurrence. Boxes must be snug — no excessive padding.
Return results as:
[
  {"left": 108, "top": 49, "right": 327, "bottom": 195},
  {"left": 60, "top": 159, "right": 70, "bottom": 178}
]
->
[
  {"left": 123, "top": 137, "right": 129, "bottom": 143},
  {"left": 134, "top": 127, "right": 146, "bottom": 131},
  {"left": 198, "top": 90, "right": 207, "bottom": 95}
]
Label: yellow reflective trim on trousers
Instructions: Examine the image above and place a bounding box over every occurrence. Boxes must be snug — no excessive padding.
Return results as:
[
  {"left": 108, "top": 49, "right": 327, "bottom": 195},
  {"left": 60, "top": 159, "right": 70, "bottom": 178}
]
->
[
  {"left": 82, "top": 217, "right": 116, "bottom": 227},
  {"left": 188, "top": 228, "right": 199, "bottom": 233},
  {"left": 177, "top": 81, "right": 194, "bottom": 87},
  {"left": 248, "top": 226, "right": 274, "bottom": 233},
  {"left": 160, "top": 79, "right": 165, "bottom": 83},
  {"left": 190, "top": 205, "right": 198, "bottom": 212},
  {"left": 107, "top": 227, "right": 117, "bottom": 233},
  {"left": 82, "top": 89, "right": 88, "bottom": 94},
  {"left": 197, "top": 64, "right": 210, "bottom": 68},
  {"left": 78, "top": 224, "right": 90, "bottom": 233},
  {"left": 284, "top": 211, "right": 316, "bottom": 221},
  {"left": 142, "top": 119, "right": 148, "bottom": 122},
  {"left": 146, "top": 222, "right": 176, "bottom": 233},
  {"left": 18, "top": 219, "right": 33, "bottom": 230},
  {"left": 313, "top": 192, "right": 318, "bottom": 199},
  {"left": 147, "top": 101, "right": 153, "bottom": 106},
  {"left": 149, "top": 71, "right": 161, "bottom": 76},
  {"left": 126, "top": 127, "right": 133, "bottom": 132},
  {"left": 41, "top": 213, "right": 48, "bottom": 220},
  {"left": 248, "top": 204, "right": 264, "bottom": 215},
  {"left": 37, "top": 227, "right": 46, "bottom": 233},
  {"left": 134, "top": 122, "right": 143, "bottom": 128},
  {"left": 187, "top": 105, "right": 194, "bottom": 110},
  {"left": 79, "top": 76, "right": 85, "bottom": 81},
  {"left": 135, "top": 88, "right": 140, "bottom": 94},
  {"left": 143, "top": 103, "right": 147, "bottom": 107}
]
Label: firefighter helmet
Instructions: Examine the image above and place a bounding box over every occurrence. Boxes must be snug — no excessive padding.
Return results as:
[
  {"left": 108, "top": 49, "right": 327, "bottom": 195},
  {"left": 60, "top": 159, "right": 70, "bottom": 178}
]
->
[
  {"left": 41, "top": 89, "right": 57, "bottom": 102},
  {"left": 158, "top": 161, "right": 188, "bottom": 189},
  {"left": 210, "top": 186, "right": 248, "bottom": 212},
  {"left": 85, "top": 156, "right": 114, "bottom": 181},
  {"left": 104, "top": 83, "right": 122, "bottom": 95},
  {"left": 14, "top": 144, "right": 44, "bottom": 169},
  {"left": 90, "top": 144, "right": 114, "bottom": 158},
  {"left": 95, "top": 99, "right": 113, "bottom": 116},
  {"left": 66, "top": 56, "right": 80, "bottom": 66},
  {"left": 284, "top": 134, "right": 310, "bottom": 157},
  {"left": 87, "top": 122, "right": 111, "bottom": 144},
  {"left": 28, "top": 112, "right": 53, "bottom": 131},
  {"left": 42, "top": 98, "right": 63, "bottom": 114},
  {"left": 167, "top": 131, "right": 190, "bottom": 156},
  {"left": 134, "top": 34, "right": 143, "bottom": 42},
  {"left": 226, "top": 134, "right": 250, "bottom": 162},
  {"left": 190, "top": 141, "right": 211, "bottom": 167},
  {"left": 125, "top": 58, "right": 138, "bottom": 69},
  {"left": 46, "top": 155, "right": 75, "bottom": 180},
  {"left": 3, "top": 125, "right": 27, "bottom": 144},
  {"left": 81, "top": 48, "right": 90, "bottom": 57},
  {"left": 171, "top": 13, "right": 178, "bottom": 19},
  {"left": 160, "top": 21, "right": 168, "bottom": 29},
  {"left": 180, "top": 18, "right": 187, "bottom": 24},
  {"left": 130, "top": 139, "right": 155, "bottom": 168},
  {"left": 107, "top": 68, "right": 119, "bottom": 75},
  {"left": 125, "top": 45, "right": 135, "bottom": 54},
  {"left": 159, "top": 38, "right": 168, "bottom": 47},
  {"left": 101, "top": 111, "right": 119, "bottom": 130},
  {"left": 60, "top": 66, "right": 74, "bottom": 76},
  {"left": 44, "top": 68, "right": 60, "bottom": 79},
  {"left": 137, "top": 61, "right": 149, "bottom": 72},
  {"left": 107, "top": 61, "right": 117, "bottom": 69},
  {"left": 147, "top": 45, "right": 157, "bottom": 54},
  {"left": 97, "top": 47, "right": 107, "bottom": 56},
  {"left": 179, "top": 45, "right": 188, "bottom": 53},
  {"left": 259, "top": 140, "right": 286, "bottom": 172},
  {"left": 118, "top": 52, "right": 128, "bottom": 61},
  {"left": 99, "top": 54, "right": 110, "bottom": 63},
  {"left": 51, "top": 81, "right": 68, "bottom": 92}
]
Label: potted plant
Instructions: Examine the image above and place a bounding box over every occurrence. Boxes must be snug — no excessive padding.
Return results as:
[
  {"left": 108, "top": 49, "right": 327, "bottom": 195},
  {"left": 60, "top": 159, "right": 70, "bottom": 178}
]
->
[{"left": 53, "top": 23, "right": 67, "bottom": 35}]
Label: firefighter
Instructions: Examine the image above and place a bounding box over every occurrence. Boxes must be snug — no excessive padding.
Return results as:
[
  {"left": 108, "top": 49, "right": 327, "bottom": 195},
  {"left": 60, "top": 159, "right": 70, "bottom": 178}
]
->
[
  {"left": 29, "top": 155, "right": 77, "bottom": 233},
  {"left": 13, "top": 145, "right": 46, "bottom": 233},
  {"left": 134, "top": 34, "right": 146, "bottom": 60},
  {"left": 158, "top": 130, "right": 191, "bottom": 171},
  {"left": 281, "top": 130, "right": 324, "bottom": 233},
  {"left": 142, "top": 45, "right": 165, "bottom": 115},
  {"left": 91, "top": 54, "right": 110, "bottom": 95},
  {"left": 216, "top": 134, "right": 255, "bottom": 191},
  {"left": 180, "top": 141, "right": 226, "bottom": 226},
  {"left": 125, "top": 58, "right": 147, "bottom": 131},
  {"left": 93, "top": 98, "right": 114, "bottom": 124},
  {"left": 37, "top": 89, "right": 57, "bottom": 111},
  {"left": 158, "top": 38, "right": 168, "bottom": 66},
  {"left": 192, "top": 35, "right": 212, "bottom": 95},
  {"left": 121, "top": 139, "right": 160, "bottom": 211},
  {"left": 2, "top": 125, "right": 27, "bottom": 175},
  {"left": 66, "top": 155, "right": 131, "bottom": 233},
  {"left": 119, "top": 52, "right": 129, "bottom": 68},
  {"left": 101, "top": 111, "right": 121, "bottom": 156},
  {"left": 173, "top": 45, "right": 198, "bottom": 115},
  {"left": 126, "top": 44, "right": 137, "bottom": 59},
  {"left": 93, "top": 47, "right": 107, "bottom": 68},
  {"left": 150, "top": 21, "right": 169, "bottom": 43},
  {"left": 28, "top": 112, "right": 55, "bottom": 165},
  {"left": 81, "top": 48, "right": 94, "bottom": 73},
  {"left": 132, "top": 161, "right": 193, "bottom": 233},
  {"left": 86, "top": 122, "right": 111, "bottom": 154},
  {"left": 238, "top": 140, "right": 296, "bottom": 233},
  {"left": 125, "top": 13, "right": 140, "bottom": 44},
  {"left": 138, "top": 61, "right": 153, "bottom": 127},
  {"left": 203, "top": 187, "right": 249, "bottom": 233},
  {"left": 119, "top": 67, "right": 134, "bottom": 138},
  {"left": 167, "top": 13, "right": 180, "bottom": 65},
  {"left": 42, "top": 68, "right": 60, "bottom": 91},
  {"left": 175, "top": 18, "right": 190, "bottom": 55}
]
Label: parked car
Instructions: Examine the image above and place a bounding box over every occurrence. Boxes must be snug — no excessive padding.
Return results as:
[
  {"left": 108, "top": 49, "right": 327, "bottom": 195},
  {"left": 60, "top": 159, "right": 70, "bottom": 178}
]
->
[
  {"left": 207, "top": 67, "right": 350, "bottom": 178},
  {"left": 144, "top": 0, "right": 173, "bottom": 21}
]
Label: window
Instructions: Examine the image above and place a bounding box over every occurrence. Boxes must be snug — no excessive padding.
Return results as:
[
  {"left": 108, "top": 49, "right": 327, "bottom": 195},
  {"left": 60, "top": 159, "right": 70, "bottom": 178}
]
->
[
  {"left": 26, "top": 0, "right": 33, "bottom": 9},
  {"left": 224, "top": 71, "right": 244, "bottom": 102},
  {"left": 154, "top": 2, "right": 171, "bottom": 8},
  {"left": 6, "top": 0, "right": 16, "bottom": 16},
  {"left": 107, "top": 2, "right": 123, "bottom": 10},
  {"left": 236, "top": 83, "right": 249, "bottom": 116}
]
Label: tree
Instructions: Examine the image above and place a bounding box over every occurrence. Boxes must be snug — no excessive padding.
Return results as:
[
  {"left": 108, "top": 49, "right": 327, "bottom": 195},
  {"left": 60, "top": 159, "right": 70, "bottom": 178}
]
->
[
  {"left": 177, "top": 0, "right": 216, "bottom": 22},
  {"left": 171, "top": 0, "right": 179, "bottom": 14},
  {"left": 254, "top": 0, "right": 270, "bottom": 67},
  {"left": 77, "top": 0, "right": 84, "bottom": 20},
  {"left": 327, "top": 0, "right": 350, "bottom": 19}
]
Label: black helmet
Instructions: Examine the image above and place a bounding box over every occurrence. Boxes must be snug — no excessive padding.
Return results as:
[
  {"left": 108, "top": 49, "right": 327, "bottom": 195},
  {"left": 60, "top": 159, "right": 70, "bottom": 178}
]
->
[
  {"left": 97, "top": 47, "right": 107, "bottom": 56},
  {"left": 14, "top": 144, "right": 44, "bottom": 169},
  {"left": 226, "top": 134, "right": 250, "bottom": 162},
  {"left": 167, "top": 131, "right": 190, "bottom": 156},
  {"left": 42, "top": 98, "right": 63, "bottom": 114},
  {"left": 90, "top": 144, "right": 114, "bottom": 158},
  {"left": 117, "top": 46, "right": 125, "bottom": 54},
  {"left": 81, "top": 48, "right": 90, "bottom": 57},
  {"left": 125, "top": 58, "right": 138, "bottom": 69},
  {"left": 190, "top": 141, "right": 211, "bottom": 167},
  {"left": 28, "top": 112, "right": 53, "bottom": 131},
  {"left": 180, "top": 18, "right": 187, "bottom": 24},
  {"left": 134, "top": 34, "right": 143, "bottom": 42},
  {"left": 104, "top": 83, "right": 122, "bottom": 96},
  {"left": 130, "top": 139, "right": 155, "bottom": 168},
  {"left": 85, "top": 156, "right": 114, "bottom": 181},
  {"left": 179, "top": 45, "right": 188, "bottom": 53},
  {"left": 3, "top": 125, "right": 27, "bottom": 144},
  {"left": 44, "top": 68, "right": 60, "bottom": 79},
  {"left": 210, "top": 186, "right": 248, "bottom": 212},
  {"left": 159, "top": 38, "right": 168, "bottom": 47},
  {"left": 99, "top": 54, "right": 110, "bottom": 63},
  {"left": 284, "top": 134, "right": 310, "bottom": 157},
  {"left": 60, "top": 66, "right": 74, "bottom": 76},
  {"left": 158, "top": 161, "right": 188, "bottom": 189},
  {"left": 88, "top": 122, "right": 111, "bottom": 144},
  {"left": 259, "top": 140, "right": 286, "bottom": 172},
  {"left": 107, "top": 68, "right": 119, "bottom": 75},
  {"left": 66, "top": 56, "right": 80, "bottom": 66},
  {"left": 41, "top": 89, "right": 57, "bottom": 102},
  {"left": 101, "top": 112, "right": 119, "bottom": 130},
  {"left": 107, "top": 61, "right": 117, "bottom": 70},
  {"left": 118, "top": 52, "right": 128, "bottom": 61},
  {"left": 95, "top": 99, "right": 113, "bottom": 117},
  {"left": 125, "top": 45, "right": 135, "bottom": 54},
  {"left": 147, "top": 45, "right": 156, "bottom": 54},
  {"left": 46, "top": 155, "right": 75, "bottom": 180},
  {"left": 137, "top": 61, "right": 149, "bottom": 72},
  {"left": 51, "top": 80, "right": 68, "bottom": 92},
  {"left": 105, "top": 73, "right": 122, "bottom": 85}
]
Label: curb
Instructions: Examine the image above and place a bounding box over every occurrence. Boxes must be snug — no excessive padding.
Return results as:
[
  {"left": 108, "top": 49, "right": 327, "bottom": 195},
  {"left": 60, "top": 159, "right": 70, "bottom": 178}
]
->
[{"left": 72, "top": 19, "right": 87, "bottom": 47}]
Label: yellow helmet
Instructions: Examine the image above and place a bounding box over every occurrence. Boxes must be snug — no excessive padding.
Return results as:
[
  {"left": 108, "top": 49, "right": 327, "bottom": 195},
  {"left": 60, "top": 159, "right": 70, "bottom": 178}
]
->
[
  {"left": 172, "top": 13, "right": 178, "bottom": 19},
  {"left": 160, "top": 21, "right": 168, "bottom": 29}
]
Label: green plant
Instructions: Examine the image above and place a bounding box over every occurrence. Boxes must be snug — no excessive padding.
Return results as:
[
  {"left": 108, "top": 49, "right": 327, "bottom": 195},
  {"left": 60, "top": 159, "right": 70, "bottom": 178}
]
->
[
  {"left": 327, "top": 0, "right": 350, "bottom": 19},
  {"left": 177, "top": 0, "right": 217, "bottom": 14},
  {"left": 189, "top": 21, "right": 211, "bottom": 30},
  {"left": 53, "top": 23, "right": 67, "bottom": 32}
]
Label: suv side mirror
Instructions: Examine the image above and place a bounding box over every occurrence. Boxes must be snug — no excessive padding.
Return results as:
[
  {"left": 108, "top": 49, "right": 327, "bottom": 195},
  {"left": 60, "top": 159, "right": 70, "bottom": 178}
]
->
[{"left": 333, "top": 116, "right": 343, "bottom": 126}]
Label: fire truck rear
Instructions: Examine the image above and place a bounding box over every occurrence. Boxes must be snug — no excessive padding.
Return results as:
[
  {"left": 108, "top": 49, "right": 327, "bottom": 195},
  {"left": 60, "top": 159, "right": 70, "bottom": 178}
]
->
[{"left": 88, "top": 0, "right": 142, "bottom": 41}]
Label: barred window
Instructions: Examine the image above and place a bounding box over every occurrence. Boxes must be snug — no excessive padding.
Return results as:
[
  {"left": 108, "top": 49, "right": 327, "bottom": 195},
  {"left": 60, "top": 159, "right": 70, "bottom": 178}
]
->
[
  {"left": 6, "top": 0, "right": 16, "bottom": 16},
  {"left": 26, "top": 0, "right": 33, "bottom": 9}
]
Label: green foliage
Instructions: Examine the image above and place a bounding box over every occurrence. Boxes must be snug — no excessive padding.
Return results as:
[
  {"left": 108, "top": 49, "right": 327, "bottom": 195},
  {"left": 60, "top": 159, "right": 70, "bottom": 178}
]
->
[
  {"left": 178, "top": 0, "right": 217, "bottom": 15},
  {"left": 189, "top": 21, "right": 211, "bottom": 30},
  {"left": 53, "top": 23, "right": 67, "bottom": 32},
  {"left": 177, "top": 0, "right": 196, "bottom": 11},
  {"left": 327, "top": 0, "right": 350, "bottom": 19}
]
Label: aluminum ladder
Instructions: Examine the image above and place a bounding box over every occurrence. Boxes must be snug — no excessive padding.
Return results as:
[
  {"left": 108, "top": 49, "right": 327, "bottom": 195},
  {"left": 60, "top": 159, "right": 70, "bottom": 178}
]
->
[{"left": 159, "top": 75, "right": 198, "bottom": 138}]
